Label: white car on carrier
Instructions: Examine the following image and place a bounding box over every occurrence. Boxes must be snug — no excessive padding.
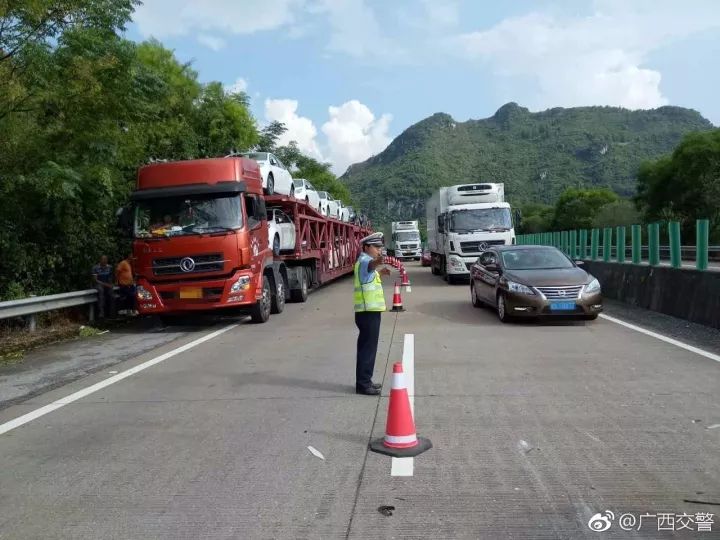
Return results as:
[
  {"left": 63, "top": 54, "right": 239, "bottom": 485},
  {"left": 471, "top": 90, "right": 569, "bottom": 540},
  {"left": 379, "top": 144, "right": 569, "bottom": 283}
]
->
[
  {"left": 241, "top": 152, "right": 294, "bottom": 197},
  {"left": 293, "top": 179, "right": 321, "bottom": 212},
  {"left": 267, "top": 207, "right": 296, "bottom": 256}
]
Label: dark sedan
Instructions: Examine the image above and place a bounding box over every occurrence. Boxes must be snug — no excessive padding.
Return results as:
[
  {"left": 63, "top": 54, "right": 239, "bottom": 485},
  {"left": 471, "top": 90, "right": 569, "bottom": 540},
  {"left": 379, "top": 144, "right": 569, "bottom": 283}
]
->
[{"left": 470, "top": 245, "right": 603, "bottom": 322}]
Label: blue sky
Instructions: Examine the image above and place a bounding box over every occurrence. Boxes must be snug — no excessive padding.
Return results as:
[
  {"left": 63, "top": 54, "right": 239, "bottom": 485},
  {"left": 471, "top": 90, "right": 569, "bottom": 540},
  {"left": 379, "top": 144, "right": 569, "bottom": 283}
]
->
[{"left": 127, "top": 0, "right": 720, "bottom": 173}]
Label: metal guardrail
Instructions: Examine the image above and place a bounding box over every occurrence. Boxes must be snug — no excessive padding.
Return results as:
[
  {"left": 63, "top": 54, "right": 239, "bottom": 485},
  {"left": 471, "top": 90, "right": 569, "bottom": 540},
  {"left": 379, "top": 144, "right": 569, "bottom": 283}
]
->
[{"left": 0, "top": 289, "right": 99, "bottom": 331}]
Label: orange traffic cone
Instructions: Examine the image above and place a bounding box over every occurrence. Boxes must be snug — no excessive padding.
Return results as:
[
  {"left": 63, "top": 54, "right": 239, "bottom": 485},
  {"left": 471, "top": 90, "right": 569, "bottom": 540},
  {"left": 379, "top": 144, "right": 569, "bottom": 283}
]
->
[
  {"left": 390, "top": 282, "right": 405, "bottom": 312},
  {"left": 400, "top": 270, "right": 411, "bottom": 292},
  {"left": 370, "top": 363, "right": 432, "bottom": 457}
]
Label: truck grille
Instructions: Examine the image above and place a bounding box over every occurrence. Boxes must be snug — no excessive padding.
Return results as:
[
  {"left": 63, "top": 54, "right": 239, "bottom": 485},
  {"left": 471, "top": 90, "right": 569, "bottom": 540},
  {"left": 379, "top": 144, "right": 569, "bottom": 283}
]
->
[
  {"left": 535, "top": 285, "right": 583, "bottom": 300},
  {"left": 400, "top": 244, "right": 418, "bottom": 250},
  {"left": 153, "top": 253, "right": 225, "bottom": 276},
  {"left": 460, "top": 240, "right": 506, "bottom": 253}
]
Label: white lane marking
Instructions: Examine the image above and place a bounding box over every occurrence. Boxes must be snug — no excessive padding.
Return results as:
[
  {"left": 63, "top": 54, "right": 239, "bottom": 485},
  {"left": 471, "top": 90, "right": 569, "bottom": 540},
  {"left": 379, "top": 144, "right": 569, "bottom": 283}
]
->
[
  {"left": 0, "top": 324, "right": 238, "bottom": 436},
  {"left": 707, "top": 424, "right": 720, "bottom": 430},
  {"left": 391, "top": 333, "right": 415, "bottom": 477},
  {"left": 599, "top": 314, "right": 720, "bottom": 363}
]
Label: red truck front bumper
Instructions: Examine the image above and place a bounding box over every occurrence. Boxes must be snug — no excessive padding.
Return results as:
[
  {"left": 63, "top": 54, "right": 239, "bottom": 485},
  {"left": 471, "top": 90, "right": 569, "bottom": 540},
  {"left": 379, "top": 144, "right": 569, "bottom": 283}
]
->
[{"left": 135, "top": 270, "right": 260, "bottom": 315}]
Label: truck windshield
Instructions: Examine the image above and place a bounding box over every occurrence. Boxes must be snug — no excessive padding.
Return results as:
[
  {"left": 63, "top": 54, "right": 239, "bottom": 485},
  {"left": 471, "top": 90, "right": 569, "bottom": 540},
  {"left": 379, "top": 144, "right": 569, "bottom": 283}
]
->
[
  {"left": 134, "top": 194, "right": 243, "bottom": 238},
  {"left": 397, "top": 231, "right": 420, "bottom": 242},
  {"left": 450, "top": 208, "right": 512, "bottom": 232}
]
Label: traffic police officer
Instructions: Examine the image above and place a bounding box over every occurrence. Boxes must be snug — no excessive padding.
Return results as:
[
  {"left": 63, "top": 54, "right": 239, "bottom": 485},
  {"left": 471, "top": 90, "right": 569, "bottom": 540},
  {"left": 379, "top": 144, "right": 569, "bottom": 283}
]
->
[{"left": 354, "top": 232, "right": 391, "bottom": 395}]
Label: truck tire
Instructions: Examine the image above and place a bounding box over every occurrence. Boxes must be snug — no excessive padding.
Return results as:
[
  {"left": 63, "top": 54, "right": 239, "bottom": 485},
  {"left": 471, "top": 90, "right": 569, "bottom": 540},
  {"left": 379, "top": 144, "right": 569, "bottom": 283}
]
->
[
  {"left": 250, "top": 278, "right": 272, "bottom": 323},
  {"left": 290, "top": 268, "right": 309, "bottom": 303},
  {"left": 270, "top": 274, "right": 286, "bottom": 314}
]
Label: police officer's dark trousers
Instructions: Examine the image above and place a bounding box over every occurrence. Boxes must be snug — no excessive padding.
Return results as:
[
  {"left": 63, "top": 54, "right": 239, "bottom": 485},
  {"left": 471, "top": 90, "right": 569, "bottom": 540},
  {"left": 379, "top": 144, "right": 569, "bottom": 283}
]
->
[{"left": 355, "top": 311, "right": 381, "bottom": 390}]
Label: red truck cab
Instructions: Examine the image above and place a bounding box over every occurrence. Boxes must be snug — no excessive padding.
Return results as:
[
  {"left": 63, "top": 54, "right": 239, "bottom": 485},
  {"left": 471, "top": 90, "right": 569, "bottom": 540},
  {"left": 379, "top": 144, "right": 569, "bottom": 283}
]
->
[{"left": 128, "top": 157, "right": 284, "bottom": 322}]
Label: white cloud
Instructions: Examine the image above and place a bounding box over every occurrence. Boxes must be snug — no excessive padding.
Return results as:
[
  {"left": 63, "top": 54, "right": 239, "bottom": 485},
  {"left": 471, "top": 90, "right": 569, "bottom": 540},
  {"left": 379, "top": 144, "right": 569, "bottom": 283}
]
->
[
  {"left": 264, "top": 99, "right": 324, "bottom": 161},
  {"left": 420, "top": 0, "right": 459, "bottom": 28},
  {"left": 322, "top": 100, "right": 392, "bottom": 174},
  {"left": 311, "top": 0, "right": 409, "bottom": 62},
  {"left": 133, "top": 0, "right": 304, "bottom": 39},
  {"left": 197, "top": 34, "right": 226, "bottom": 51},
  {"left": 226, "top": 77, "right": 248, "bottom": 94},
  {"left": 453, "top": 0, "right": 720, "bottom": 110},
  {"left": 264, "top": 98, "right": 392, "bottom": 174}
]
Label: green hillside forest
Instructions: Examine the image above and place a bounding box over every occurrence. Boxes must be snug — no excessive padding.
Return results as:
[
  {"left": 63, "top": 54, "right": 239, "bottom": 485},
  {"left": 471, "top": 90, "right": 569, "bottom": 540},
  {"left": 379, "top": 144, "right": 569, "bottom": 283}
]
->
[{"left": 341, "top": 103, "right": 714, "bottom": 226}]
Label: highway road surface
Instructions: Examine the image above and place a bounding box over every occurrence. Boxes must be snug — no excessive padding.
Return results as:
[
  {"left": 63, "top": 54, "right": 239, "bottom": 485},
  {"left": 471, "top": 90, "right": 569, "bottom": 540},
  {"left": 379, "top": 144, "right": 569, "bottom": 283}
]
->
[{"left": 1, "top": 263, "right": 719, "bottom": 539}]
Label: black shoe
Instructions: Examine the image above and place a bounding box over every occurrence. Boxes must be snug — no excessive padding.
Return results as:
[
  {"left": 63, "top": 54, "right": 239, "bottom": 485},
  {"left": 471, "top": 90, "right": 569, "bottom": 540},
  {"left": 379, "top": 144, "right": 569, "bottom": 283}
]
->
[
  {"left": 371, "top": 382, "right": 382, "bottom": 389},
  {"left": 356, "top": 386, "right": 381, "bottom": 396}
]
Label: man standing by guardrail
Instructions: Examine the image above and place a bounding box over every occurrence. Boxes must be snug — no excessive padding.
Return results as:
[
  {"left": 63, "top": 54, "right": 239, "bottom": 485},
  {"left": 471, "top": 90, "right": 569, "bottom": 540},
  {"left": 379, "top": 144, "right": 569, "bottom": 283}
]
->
[
  {"left": 92, "top": 255, "right": 114, "bottom": 319},
  {"left": 354, "top": 232, "right": 391, "bottom": 395}
]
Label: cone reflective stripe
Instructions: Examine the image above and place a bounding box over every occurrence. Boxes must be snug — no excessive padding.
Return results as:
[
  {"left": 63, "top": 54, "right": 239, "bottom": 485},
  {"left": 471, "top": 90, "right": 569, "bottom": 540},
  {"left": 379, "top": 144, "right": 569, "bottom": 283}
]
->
[
  {"left": 370, "top": 362, "right": 432, "bottom": 458},
  {"left": 400, "top": 270, "right": 411, "bottom": 292},
  {"left": 390, "top": 282, "right": 405, "bottom": 312}
]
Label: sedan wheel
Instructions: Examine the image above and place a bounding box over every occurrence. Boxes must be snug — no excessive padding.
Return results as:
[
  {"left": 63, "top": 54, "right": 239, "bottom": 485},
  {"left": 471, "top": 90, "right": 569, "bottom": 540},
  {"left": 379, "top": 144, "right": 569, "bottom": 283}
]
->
[
  {"left": 265, "top": 174, "right": 275, "bottom": 196},
  {"left": 471, "top": 281, "right": 482, "bottom": 308},
  {"left": 497, "top": 293, "right": 511, "bottom": 323}
]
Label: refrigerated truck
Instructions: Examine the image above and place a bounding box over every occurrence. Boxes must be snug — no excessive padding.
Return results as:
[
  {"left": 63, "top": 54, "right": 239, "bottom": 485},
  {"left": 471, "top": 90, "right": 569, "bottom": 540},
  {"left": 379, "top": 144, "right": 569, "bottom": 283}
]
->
[
  {"left": 426, "top": 183, "right": 515, "bottom": 283},
  {"left": 120, "top": 157, "right": 371, "bottom": 322},
  {"left": 385, "top": 220, "right": 422, "bottom": 260}
]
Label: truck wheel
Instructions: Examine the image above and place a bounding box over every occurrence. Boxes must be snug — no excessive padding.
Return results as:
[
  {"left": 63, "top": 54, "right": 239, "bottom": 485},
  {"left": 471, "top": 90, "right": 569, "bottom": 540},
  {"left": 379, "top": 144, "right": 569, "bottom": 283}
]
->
[
  {"left": 250, "top": 278, "right": 272, "bottom": 323},
  {"left": 270, "top": 275, "right": 286, "bottom": 314},
  {"left": 265, "top": 174, "right": 275, "bottom": 196},
  {"left": 290, "top": 268, "right": 309, "bottom": 303}
]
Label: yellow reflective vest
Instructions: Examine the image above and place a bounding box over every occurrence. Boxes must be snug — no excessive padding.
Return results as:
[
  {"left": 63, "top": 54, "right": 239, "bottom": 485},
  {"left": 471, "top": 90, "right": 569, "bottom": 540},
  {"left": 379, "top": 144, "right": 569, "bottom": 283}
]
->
[{"left": 353, "top": 258, "right": 386, "bottom": 312}]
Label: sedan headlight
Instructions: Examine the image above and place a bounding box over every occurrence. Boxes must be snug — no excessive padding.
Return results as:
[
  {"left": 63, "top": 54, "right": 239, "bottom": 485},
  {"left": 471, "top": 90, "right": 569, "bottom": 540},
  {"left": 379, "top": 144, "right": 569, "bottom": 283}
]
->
[
  {"left": 507, "top": 280, "right": 535, "bottom": 295},
  {"left": 585, "top": 278, "right": 601, "bottom": 294},
  {"left": 231, "top": 276, "right": 252, "bottom": 292},
  {"left": 136, "top": 285, "right": 153, "bottom": 300}
]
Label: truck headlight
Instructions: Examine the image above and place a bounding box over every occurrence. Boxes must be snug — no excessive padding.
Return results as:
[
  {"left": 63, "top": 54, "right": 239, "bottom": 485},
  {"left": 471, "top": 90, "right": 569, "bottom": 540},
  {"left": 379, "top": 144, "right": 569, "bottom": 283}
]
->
[
  {"left": 584, "top": 278, "right": 601, "bottom": 294},
  {"left": 136, "top": 285, "right": 153, "bottom": 300},
  {"left": 231, "top": 276, "right": 252, "bottom": 292},
  {"left": 449, "top": 256, "right": 465, "bottom": 269},
  {"left": 507, "top": 281, "right": 535, "bottom": 295}
]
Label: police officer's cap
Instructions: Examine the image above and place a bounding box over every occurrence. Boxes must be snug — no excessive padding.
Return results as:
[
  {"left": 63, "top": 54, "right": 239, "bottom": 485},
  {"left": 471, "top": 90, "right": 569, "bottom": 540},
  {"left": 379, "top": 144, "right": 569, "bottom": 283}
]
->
[{"left": 360, "top": 232, "right": 384, "bottom": 247}]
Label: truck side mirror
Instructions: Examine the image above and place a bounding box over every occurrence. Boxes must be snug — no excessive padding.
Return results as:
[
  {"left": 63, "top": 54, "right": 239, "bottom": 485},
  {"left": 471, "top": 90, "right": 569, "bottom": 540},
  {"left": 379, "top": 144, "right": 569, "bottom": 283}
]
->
[
  {"left": 437, "top": 215, "right": 444, "bottom": 233},
  {"left": 513, "top": 209, "right": 522, "bottom": 228}
]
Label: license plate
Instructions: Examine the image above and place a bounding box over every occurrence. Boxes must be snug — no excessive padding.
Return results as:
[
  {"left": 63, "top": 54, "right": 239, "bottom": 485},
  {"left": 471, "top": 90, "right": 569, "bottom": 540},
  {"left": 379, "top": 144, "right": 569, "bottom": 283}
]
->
[
  {"left": 404, "top": 252, "right": 415, "bottom": 256},
  {"left": 179, "top": 287, "right": 202, "bottom": 299},
  {"left": 550, "top": 301, "right": 576, "bottom": 311}
]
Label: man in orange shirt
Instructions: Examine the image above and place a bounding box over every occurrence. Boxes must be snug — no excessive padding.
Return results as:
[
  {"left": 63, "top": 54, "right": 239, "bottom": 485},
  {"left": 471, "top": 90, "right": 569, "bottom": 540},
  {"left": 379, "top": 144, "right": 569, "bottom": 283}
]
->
[{"left": 115, "top": 254, "right": 136, "bottom": 316}]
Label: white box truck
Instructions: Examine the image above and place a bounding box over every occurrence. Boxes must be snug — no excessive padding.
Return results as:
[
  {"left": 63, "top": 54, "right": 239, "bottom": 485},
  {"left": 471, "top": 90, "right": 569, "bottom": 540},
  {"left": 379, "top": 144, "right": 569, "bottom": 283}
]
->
[
  {"left": 385, "top": 220, "right": 422, "bottom": 260},
  {"left": 426, "top": 183, "right": 516, "bottom": 283}
]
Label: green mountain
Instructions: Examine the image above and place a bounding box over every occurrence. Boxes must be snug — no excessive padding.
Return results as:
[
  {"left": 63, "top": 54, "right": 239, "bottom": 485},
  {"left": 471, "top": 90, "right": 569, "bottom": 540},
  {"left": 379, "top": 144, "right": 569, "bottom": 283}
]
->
[{"left": 341, "top": 103, "right": 714, "bottom": 225}]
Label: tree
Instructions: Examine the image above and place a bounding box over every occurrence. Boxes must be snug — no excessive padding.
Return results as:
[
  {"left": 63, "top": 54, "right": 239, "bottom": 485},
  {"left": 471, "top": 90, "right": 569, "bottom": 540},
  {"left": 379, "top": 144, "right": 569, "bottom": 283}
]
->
[
  {"left": 0, "top": 0, "right": 139, "bottom": 118},
  {"left": 636, "top": 129, "right": 720, "bottom": 239},
  {"left": 552, "top": 187, "right": 619, "bottom": 230},
  {"left": 193, "top": 82, "right": 258, "bottom": 157},
  {"left": 256, "top": 121, "right": 287, "bottom": 152},
  {"left": 592, "top": 199, "right": 640, "bottom": 228},
  {"left": 518, "top": 203, "right": 554, "bottom": 233}
]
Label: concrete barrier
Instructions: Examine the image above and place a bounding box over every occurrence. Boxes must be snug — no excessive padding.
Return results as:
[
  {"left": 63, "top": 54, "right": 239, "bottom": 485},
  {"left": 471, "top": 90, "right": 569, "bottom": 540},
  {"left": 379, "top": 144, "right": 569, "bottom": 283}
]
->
[{"left": 583, "top": 261, "right": 720, "bottom": 329}]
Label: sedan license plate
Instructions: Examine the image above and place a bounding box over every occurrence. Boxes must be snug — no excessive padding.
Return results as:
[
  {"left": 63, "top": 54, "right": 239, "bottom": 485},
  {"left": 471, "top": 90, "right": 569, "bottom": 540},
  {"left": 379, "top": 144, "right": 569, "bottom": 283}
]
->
[
  {"left": 549, "top": 301, "right": 576, "bottom": 311},
  {"left": 179, "top": 287, "right": 202, "bottom": 299}
]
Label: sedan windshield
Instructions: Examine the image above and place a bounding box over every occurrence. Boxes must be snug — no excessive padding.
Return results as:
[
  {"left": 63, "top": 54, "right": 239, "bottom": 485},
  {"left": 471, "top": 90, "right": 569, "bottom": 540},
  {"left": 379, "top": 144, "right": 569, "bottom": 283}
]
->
[
  {"left": 450, "top": 208, "right": 512, "bottom": 232},
  {"left": 134, "top": 194, "right": 242, "bottom": 238},
  {"left": 293, "top": 179, "right": 304, "bottom": 187},
  {"left": 318, "top": 191, "right": 328, "bottom": 199},
  {"left": 501, "top": 248, "right": 574, "bottom": 270}
]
